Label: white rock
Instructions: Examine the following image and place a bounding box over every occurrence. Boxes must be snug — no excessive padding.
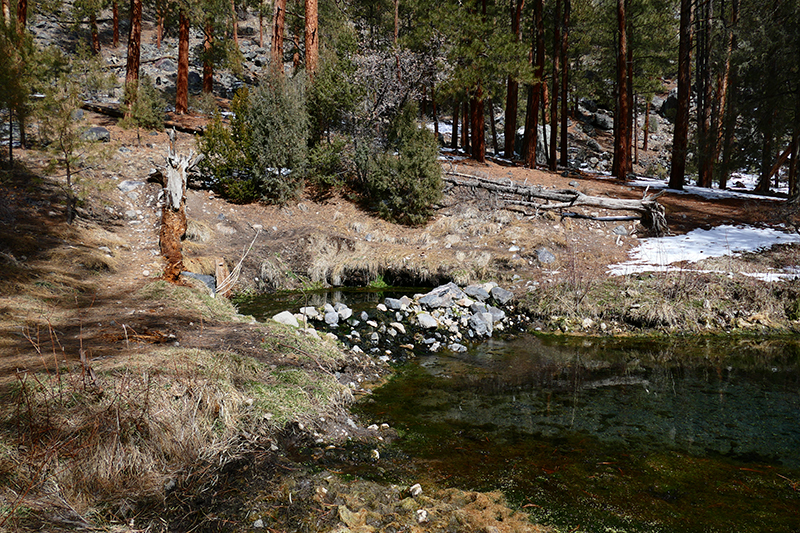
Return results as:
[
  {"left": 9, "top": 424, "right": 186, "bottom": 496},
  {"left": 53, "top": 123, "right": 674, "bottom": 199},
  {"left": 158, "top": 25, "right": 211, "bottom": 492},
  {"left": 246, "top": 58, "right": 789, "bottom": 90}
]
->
[
  {"left": 272, "top": 311, "right": 299, "bottom": 328},
  {"left": 415, "top": 509, "right": 428, "bottom": 523},
  {"left": 410, "top": 483, "right": 423, "bottom": 497}
]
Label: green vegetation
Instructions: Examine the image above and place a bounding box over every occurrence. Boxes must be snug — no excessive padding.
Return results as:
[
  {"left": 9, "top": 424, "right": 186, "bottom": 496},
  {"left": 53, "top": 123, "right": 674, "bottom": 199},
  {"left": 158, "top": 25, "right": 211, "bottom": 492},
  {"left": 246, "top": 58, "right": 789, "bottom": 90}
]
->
[{"left": 364, "top": 104, "right": 443, "bottom": 225}]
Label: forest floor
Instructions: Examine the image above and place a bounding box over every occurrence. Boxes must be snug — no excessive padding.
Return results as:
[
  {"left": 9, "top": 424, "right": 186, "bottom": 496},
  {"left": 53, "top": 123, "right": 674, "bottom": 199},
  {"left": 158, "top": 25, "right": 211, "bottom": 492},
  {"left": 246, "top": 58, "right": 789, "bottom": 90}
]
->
[{"left": 1, "top": 110, "right": 800, "bottom": 532}]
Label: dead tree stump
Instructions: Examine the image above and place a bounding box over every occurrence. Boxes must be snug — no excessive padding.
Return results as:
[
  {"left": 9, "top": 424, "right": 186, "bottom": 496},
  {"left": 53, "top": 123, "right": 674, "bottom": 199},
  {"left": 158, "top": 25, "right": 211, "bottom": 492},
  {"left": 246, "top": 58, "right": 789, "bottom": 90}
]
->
[{"left": 158, "top": 142, "right": 203, "bottom": 283}]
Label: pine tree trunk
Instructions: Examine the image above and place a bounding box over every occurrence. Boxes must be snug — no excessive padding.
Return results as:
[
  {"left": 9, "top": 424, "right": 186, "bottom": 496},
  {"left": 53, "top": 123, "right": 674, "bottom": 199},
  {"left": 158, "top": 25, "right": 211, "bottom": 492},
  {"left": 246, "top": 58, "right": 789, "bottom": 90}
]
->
[
  {"left": 451, "top": 100, "right": 460, "bottom": 150},
  {"left": 431, "top": 84, "right": 439, "bottom": 139},
  {"left": 231, "top": 0, "right": 238, "bottom": 45},
  {"left": 713, "top": 0, "right": 738, "bottom": 187},
  {"left": 304, "top": 0, "right": 318, "bottom": 77},
  {"left": 203, "top": 20, "right": 213, "bottom": 94},
  {"left": 696, "top": 0, "right": 714, "bottom": 188},
  {"left": 559, "top": 0, "right": 570, "bottom": 167},
  {"left": 16, "top": 0, "right": 26, "bottom": 30},
  {"left": 271, "top": 0, "right": 286, "bottom": 70},
  {"left": 503, "top": 0, "right": 524, "bottom": 158},
  {"left": 91, "top": 13, "right": 100, "bottom": 54},
  {"left": 644, "top": 99, "right": 650, "bottom": 151},
  {"left": 124, "top": 0, "right": 142, "bottom": 116},
  {"left": 488, "top": 97, "right": 499, "bottom": 156},
  {"left": 470, "top": 94, "right": 486, "bottom": 163},
  {"left": 112, "top": 2, "right": 119, "bottom": 47},
  {"left": 462, "top": 100, "right": 470, "bottom": 153},
  {"left": 549, "top": 0, "right": 561, "bottom": 171},
  {"left": 634, "top": 95, "right": 639, "bottom": 165},
  {"left": 157, "top": 1, "right": 164, "bottom": 49},
  {"left": 523, "top": 0, "right": 544, "bottom": 168},
  {"left": 176, "top": 10, "right": 190, "bottom": 114},
  {"left": 669, "top": 0, "right": 692, "bottom": 190},
  {"left": 612, "top": 0, "right": 631, "bottom": 179}
]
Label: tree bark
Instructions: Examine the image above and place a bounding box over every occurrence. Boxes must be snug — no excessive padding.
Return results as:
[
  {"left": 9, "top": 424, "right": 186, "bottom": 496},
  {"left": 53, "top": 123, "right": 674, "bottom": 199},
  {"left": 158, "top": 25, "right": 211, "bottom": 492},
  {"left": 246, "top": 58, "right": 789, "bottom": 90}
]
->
[
  {"left": 714, "top": 0, "right": 738, "bottom": 189},
  {"left": 549, "top": 0, "right": 561, "bottom": 171},
  {"left": 124, "top": 0, "right": 142, "bottom": 116},
  {"left": 669, "top": 0, "right": 692, "bottom": 190},
  {"left": 176, "top": 10, "right": 190, "bottom": 114},
  {"left": 611, "top": 0, "right": 631, "bottom": 179},
  {"left": 16, "top": 0, "right": 26, "bottom": 31},
  {"left": 90, "top": 13, "right": 100, "bottom": 54},
  {"left": 470, "top": 91, "right": 486, "bottom": 162},
  {"left": 203, "top": 20, "right": 213, "bottom": 94},
  {"left": 488, "top": 97, "right": 499, "bottom": 155},
  {"left": 231, "top": 0, "right": 238, "bottom": 45},
  {"left": 462, "top": 100, "right": 470, "bottom": 153},
  {"left": 559, "top": 0, "right": 570, "bottom": 167},
  {"left": 643, "top": 99, "right": 650, "bottom": 152},
  {"left": 696, "top": 0, "right": 714, "bottom": 188},
  {"left": 523, "top": 0, "right": 544, "bottom": 168},
  {"left": 156, "top": 0, "right": 164, "bottom": 49},
  {"left": 451, "top": 100, "right": 460, "bottom": 150},
  {"left": 271, "top": 0, "right": 286, "bottom": 70},
  {"left": 304, "top": 0, "right": 318, "bottom": 77},
  {"left": 503, "top": 0, "right": 525, "bottom": 158},
  {"left": 159, "top": 148, "right": 204, "bottom": 283},
  {"left": 112, "top": 1, "right": 119, "bottom": 47}
]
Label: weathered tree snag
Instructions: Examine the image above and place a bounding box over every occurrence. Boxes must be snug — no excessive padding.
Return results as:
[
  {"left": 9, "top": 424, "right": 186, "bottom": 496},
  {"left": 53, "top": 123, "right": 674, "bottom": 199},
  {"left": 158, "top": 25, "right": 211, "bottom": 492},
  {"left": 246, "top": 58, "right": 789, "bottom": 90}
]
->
[
  {"left": 159, "top": 142, "right": 204, "bottom": 283},
  {"left": 444, "top": 171, "right": 668, "bottom": 235}
]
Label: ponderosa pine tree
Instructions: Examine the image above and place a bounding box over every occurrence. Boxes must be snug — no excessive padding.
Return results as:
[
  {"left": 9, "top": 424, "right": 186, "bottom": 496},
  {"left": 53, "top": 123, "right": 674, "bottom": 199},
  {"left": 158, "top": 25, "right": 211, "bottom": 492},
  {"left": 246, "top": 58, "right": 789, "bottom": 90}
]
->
[
  {"left": 669, "top": 0, "right": 692, "bottom": 190},
  {"left": 123, "top": 0, "right": 142, "bottom": 117}
]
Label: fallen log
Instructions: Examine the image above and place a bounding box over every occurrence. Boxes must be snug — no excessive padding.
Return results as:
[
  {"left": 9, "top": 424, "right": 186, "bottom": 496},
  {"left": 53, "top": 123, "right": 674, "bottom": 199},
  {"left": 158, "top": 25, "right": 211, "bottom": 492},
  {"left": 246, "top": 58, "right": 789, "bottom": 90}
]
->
[{"left": 443, "top": 171, "right": 668, "bottom": 236}]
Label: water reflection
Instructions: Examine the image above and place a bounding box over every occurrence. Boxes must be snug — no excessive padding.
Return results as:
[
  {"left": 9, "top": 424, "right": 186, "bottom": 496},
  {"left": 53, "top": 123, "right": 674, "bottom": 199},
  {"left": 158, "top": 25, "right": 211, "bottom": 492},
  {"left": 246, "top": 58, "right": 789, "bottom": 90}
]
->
[{"left": 359, "top": 335, "right": 800, "bottom": 532}]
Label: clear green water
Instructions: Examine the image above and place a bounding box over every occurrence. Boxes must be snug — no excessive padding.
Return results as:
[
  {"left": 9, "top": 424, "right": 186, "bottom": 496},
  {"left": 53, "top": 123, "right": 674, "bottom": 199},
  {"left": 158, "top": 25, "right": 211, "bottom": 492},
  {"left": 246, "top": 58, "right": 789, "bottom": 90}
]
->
[
  {"left": 238, "top": 290, "right": 800, "bottom": 531},
  {"left": 357, "top": 335, "right": 800, "bottom": 533}
]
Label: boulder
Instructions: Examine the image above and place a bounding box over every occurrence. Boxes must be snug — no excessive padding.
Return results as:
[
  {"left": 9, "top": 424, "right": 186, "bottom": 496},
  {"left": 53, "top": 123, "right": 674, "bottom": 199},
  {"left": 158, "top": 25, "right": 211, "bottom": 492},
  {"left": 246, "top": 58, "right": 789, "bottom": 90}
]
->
[
  {"left": 273, "top": 310, "right": 299, "bottom": 328},
  {"left": 592, "top": 112, "right": 614, "bottom": 131},
  {"left": 490, "top": 286, "right": 514, "bottom": 305},
  {"left": 81, "top": 126, "right": 111, "bottom": 142},
  {"left": 417, "top": 313, "right": 438, "bottom": 329}
]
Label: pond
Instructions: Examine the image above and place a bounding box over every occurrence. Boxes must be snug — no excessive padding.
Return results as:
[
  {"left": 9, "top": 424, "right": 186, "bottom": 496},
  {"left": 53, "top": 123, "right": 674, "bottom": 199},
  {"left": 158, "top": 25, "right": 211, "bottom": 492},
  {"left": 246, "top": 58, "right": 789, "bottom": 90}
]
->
[
  {"left": 357, "top": 335, "right": 800, "bottom": 532},
  {"left": 239, "top": 290, "right": 800, "bottom": 532}
]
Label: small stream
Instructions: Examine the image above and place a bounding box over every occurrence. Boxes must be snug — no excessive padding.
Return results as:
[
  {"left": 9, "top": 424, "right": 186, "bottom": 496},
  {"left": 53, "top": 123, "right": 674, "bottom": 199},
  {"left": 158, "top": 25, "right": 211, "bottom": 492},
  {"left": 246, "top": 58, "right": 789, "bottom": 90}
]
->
[{"left": 240, "top": 291, "right": 800, "bottom": 532}]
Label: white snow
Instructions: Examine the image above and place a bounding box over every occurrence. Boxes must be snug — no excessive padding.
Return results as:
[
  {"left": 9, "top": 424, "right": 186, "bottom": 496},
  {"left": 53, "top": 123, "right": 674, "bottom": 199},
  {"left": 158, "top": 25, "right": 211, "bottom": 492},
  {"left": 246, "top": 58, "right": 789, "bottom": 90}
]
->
[{"left": 608, "top": 224, "right": 800, "bottom": 278}]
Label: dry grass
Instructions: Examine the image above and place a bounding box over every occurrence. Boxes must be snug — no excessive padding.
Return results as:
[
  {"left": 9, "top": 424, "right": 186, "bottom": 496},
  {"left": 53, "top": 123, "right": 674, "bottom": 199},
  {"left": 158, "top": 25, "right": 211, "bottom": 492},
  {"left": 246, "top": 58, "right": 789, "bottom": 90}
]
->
[{"left": 523, "top": 268, "right": 800, "bottom": 333}]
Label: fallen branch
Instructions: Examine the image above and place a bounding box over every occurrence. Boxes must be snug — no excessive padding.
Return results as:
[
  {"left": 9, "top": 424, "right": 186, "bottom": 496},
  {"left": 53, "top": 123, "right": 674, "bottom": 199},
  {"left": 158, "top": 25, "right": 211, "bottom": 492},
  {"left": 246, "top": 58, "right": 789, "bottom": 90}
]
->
[{"left": 443, "top": 171, "right": 668, "bottom": 235}]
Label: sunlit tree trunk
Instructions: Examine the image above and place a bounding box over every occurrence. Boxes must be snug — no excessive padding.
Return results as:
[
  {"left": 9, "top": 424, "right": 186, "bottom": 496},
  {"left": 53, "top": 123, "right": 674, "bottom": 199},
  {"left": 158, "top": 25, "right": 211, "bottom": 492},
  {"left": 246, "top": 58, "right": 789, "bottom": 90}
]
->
[
  {"left": 304, "top": 0, "right": 318, "bottom": 77},
  {"left": 611, "top": 0, "right": 631, "bottom": 179},
  {"left": 523, "top": 0, "right": 544, "bottom": 168},
  {"left": 669, "top": 0, "right": 692, "bottom": 190},
  {"left": 462, "top": 100, "right": 470, "bottom": 153},
  {"left": 714, "top": 0, "right": 738, "bottom": 189},
  {"left": 124, "top": 0, "right": 142, "bottom": 118},
  {"left": 643, "top": 99, "right": 650, "bottom": 151},
  {"left": 451, "top": 100, "right": 460, "bottom": 150},
  {"left": 696, "top": 0, "right": 714, "bottom": 188},
  {"left": 470, "top": 90, "right": 486, "bottom": 163},
  {"left": 16, "top": 0, "right": 26, "bottom": 31},
  {"left": 559, "top": 0, "right": 570, "bottom": 167},
  {"left": 230, "top": 0, "right": 238, "bottom": 45},
  {"left": 503, "top": 0, "right": 525, "bottom": 158},
  {"left": 549, "top": 0, "right": 561, "bottom": 171},
  {"left": 203, "top": 20, "right": 213, "bottom": 94},
  {"left": 175, "top": 10, "right": 190, "bottom": 114},
  {"left": 271, "top": 0, "right": 286, "bottom": 70},
  {"left": 112, "top": 1, "right": 119, "bottom": 47},
  {"left": 488, "top": 98, "right": 499, "bottom": 155},
  {"left": 90, "top": 13, "right": 100, "bottom": 54},
  {"left": 156, "top": 0, "right": 165, "bottom": 49}
]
